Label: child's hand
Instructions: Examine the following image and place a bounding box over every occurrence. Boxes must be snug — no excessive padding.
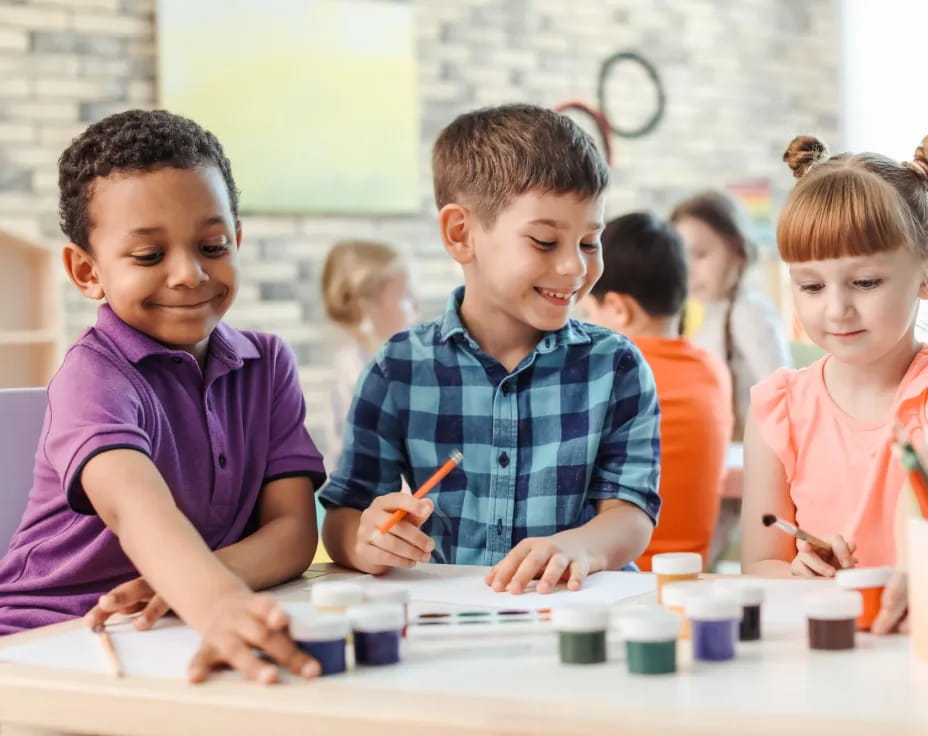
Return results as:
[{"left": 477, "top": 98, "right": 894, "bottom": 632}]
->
[
  {"left": 872, "top": 569, "right": 909, "bottom": 635},
  {"left": 790, "top": 535, "right": 857, "bottom": 577},
  {"left": 355, "top": 493, "right": 435, "bottom": 574},
  {"left": 85, "top": 577, "right": 170, "bottom": 632},
  {"left": 187, "top": 592, "right": 319, "bottom": 684},
  {"left": 485, "top": 536, "right": 598, "bottom": 594}
]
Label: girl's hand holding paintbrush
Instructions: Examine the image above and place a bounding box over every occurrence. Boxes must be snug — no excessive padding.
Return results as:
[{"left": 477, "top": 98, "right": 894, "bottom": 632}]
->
[{"left": 762, "top": 514, "right": 857, "bottom": 577}]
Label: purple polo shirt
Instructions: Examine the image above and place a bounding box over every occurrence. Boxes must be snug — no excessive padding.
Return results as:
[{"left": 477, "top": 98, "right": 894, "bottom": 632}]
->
[{"left": 0, "top": 304, "right": 325, "bottom": 634}]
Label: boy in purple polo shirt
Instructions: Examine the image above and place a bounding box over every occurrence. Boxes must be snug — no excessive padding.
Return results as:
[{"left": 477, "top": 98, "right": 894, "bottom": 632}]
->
[{"left": 0, "top": 110, "right": 326, "bottom": 684}]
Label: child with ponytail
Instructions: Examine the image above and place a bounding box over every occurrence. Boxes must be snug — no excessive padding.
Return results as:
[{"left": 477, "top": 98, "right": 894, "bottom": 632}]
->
[{"left": 742, "top": 136, "right": 928, "bottom": 576}]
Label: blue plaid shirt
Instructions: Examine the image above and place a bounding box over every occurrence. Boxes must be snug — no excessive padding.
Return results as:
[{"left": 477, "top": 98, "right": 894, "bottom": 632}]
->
[{"left": 320, "top": 286, "right": 661, "bottom": 566}]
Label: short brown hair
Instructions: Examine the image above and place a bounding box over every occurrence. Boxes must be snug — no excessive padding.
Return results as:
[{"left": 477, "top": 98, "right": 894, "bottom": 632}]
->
[
  {"left": 432, "top": 104, "right": 609, "bottom": 225},
  {"left": 321, "top": 240, "right": 403, "bottom": 327},
  {"left": 777, "top": 135, "right": 928, "bottom": 262}
]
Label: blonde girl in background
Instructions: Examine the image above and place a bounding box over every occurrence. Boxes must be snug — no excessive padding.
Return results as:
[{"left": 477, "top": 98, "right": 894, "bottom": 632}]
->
[
  {"left": 321, "top": 240, "right": 419, "bottom": 467},
  {"left": 742, "top": 135, "right": 928, "bottom": 577},
  {"left": 671, "top": 191, "right": 792, "bottom": 440}
]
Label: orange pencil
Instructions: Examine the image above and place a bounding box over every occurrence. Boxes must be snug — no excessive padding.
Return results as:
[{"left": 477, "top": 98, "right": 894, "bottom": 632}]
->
[{"left": 376, "top": 449, "right": 463, "bottom": 536}]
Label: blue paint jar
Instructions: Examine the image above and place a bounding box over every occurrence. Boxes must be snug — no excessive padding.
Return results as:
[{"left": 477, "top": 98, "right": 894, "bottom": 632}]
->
[
  {"left": 348, "top": 603, "right": 405, "bottom": 666},
  {"left": 362, "top": 586, "right": 410, "bottom": 637},
  {"left": 290, "top": 613, "right": 350, "bottom": 675},
  {"left": 685, "top": 594, "right": 739, "bottom": 662}
]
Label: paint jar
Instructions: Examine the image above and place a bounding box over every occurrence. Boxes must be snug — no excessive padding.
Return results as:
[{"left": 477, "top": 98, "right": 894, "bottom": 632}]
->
[
  {"left": 310, "top": 581, "right": 364, "bottom": 614},
  {"left": 348, "top": 603, "right": 405, "bottom": 666},
  {"left": 289, "top": 613, "right": 350, "bottom": 676},
  {"left": 685, "top": 594, "right": 739, "bottom": 662},
  {"left": 362, "top": 586, "right": 410, "bottom": 636},
  {"left": 551, "top": 605, "right": 609, "bottom": 664},
  {"left": 804, "top": 590, "right": 862, "bottom": 651},
  {"left": 652, "top": 553, "right": 702, "bottom": 603},
  {"left": 661, "top": 580, "right": 711, "bottom": 640},
  {"left": 834, "top": 567, "right": 893, "bottom": 631},
  {"left": 713, "top": 580, "right": 765, "bottom": 641},
  {"left": 618, "top": 607, "right": 681, "bottom": 675}
]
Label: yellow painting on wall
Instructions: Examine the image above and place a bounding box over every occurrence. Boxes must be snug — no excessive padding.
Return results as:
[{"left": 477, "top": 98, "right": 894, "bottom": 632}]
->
[{"left": 157, "top": 0, "right": 420, "bottom": 214}]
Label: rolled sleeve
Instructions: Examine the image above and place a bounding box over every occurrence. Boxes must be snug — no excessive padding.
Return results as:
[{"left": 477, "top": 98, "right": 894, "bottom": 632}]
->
[
  {"left": 264, "top": 340, "right": 326, "bottom": 489},
  {"left": 44, "top": 347, "right": 152, "bottom": 514},
  {"left": 319, "top": 358, "right": 406, "bottom": 510},
  {"left": 589, "top": 347, "right": 662, "bottom": 524}
]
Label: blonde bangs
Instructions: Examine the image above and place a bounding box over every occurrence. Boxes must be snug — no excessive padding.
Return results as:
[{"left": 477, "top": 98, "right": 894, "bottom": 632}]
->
[{"left": 777, "top": 168, "right": 910, "bottom": 262}]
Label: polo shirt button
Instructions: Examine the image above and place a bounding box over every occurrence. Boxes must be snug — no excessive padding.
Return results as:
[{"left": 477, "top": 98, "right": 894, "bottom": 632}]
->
[
  {"left": 498, "top": 452, "right": 509, "bottom": 468},
  {"left": 218, "top": 453, "right": 227, "bottom": 468},
  {"left": 207, "top": 399, "right": 214, "bottom": 412},
  {"left": 172, "top": 357, "right": 182, "bottom": 364},
  {"left": 496, "top": 519, "right": 503, "bottom": 536}
]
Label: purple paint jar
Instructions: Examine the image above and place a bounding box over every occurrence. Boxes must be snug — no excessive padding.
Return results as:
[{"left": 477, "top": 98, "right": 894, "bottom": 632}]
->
[
  {"left": 289, "top": 614, "right": 350, "bottom": 676},
  {"left": 348, "top": 603, "right": 405, "bottom": 666},
  {"left": 685, "top": 594, "right": 739, "bottom": 662}
]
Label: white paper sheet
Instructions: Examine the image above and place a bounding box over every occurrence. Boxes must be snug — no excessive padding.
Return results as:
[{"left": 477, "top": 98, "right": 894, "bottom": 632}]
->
[{"left": 360, "top": 565, "right": 657, "bottom": 609}]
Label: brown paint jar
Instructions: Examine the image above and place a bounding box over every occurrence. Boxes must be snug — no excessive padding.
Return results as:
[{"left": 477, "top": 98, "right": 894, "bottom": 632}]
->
[{"left": 804, "top": 590, "right": 863, "bottom": 651}]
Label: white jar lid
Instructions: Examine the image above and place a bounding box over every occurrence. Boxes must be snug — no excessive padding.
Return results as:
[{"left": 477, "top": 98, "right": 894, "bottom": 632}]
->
[
  {"left": 551, "top": 604, "right": 609, "bottom": 632},
  {"left": 835, "top": 566, "right": 893, "bottom": 591},
  {"left": 652, "top": 552, "right": 702, "bottom": 575},
  {"left": 713, "top": 579, "right": 765, "bottom": 606},
  {"left": 310, "top": 581, "right": 364, "bottom": 608},
  {"left": 684, "top": 593, "right": 741, "bottom": 621},
  {"left": 290, "top": 613, "right": 350, "bottom": 642},
  {"left": 661, "top": 580, "right": 712, "bottom": 607},
  {"left": 347, "top": 603, "right": 405, "bottom": 632},
  {"left": 804, "top": 590, "right": 863, "bottom": 621},
  {"left": 362, "top": 586, "right": 410, "bottom": 604},
  {"left": 618, "top": 608, "right": 682, "bottom": 642}
]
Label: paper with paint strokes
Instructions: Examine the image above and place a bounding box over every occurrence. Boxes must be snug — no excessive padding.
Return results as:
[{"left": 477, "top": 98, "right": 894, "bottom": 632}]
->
[{"left": 364, "top": 565, "right": 657, "bottom": 608}]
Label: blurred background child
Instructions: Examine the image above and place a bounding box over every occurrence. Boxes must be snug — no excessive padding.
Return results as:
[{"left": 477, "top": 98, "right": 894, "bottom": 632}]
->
[{"left": 581, "top": 212, "right": 733, "bottom": 571}]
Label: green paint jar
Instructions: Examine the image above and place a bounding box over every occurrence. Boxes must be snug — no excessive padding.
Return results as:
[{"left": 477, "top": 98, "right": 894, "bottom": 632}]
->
[
  {"left": 618, "top": 608, "right": 681, "bottom": 675},
  {"left": 552, "top": 605, "right": 609, "bottom": 664}
]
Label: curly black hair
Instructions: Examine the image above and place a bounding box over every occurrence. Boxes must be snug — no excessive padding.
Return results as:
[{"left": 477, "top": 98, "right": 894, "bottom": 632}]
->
[{"left": 58, "top": 109, "right": 240, "bottom": 251}]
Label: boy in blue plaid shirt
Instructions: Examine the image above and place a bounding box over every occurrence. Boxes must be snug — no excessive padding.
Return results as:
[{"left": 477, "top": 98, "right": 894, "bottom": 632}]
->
[{"left": 320, "top": 104, "right": 661, "bottom": 593}]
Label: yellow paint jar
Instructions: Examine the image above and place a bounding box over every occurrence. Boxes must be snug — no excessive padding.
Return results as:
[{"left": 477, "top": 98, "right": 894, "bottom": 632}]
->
[{"left": 652, "top": 553, "right": 702, "bottom": 603}]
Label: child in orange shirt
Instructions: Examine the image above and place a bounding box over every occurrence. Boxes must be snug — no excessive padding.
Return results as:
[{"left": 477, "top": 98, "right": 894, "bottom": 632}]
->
[
  {"left": 582, "top": 212, "right": 733, "bottom": 570},
  {"left": 742, "top": 135, "right": 928, "bottom": 576}
]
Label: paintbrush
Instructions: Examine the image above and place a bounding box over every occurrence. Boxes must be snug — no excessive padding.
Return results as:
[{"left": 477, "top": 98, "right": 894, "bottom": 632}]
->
[
  {"left": 761, "top": 513, "right": 832, "bottom": 552},
  {"left": 95, "top": 627, "right": 123, "bottom": 678},
  {"left": 892, "top": 423, "right": 928, "bottom": 518}
]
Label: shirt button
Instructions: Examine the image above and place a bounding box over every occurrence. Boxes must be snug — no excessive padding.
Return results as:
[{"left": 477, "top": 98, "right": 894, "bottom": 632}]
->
[
  {"left": 218, "top": 453, "right": 227, "bottom": 468},
  {"left": 498, "top": 452, "right": 509, "bottom": 468},
  {"left": 501, "top": 382, "right": 510, "bottom": 395},
  {"left": 172, "top": 357, "right": 182, "bottom": 364},
  {"left": 207, "top": 399, "right": 214, "bottom": 412},
  {"left": 497, "top": 519, "right": 503, "bottom": 536}
]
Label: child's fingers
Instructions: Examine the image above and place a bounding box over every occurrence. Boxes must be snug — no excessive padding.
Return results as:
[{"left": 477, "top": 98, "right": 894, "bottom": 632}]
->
[
  {"left": 828, "top": 536, "right": 855, "bottom": 569},
  {"left": 485, "top": 566, "right": 498, "bottom": 586},
  {"left": 535, "top": 553, "right": 570, "bottom": 594},
  {"left": 566, "top": 557, "right": 590, "bottom": 590},
  {"left": 244, "top": 594, "right": 288, "bottom": 630},
  {"left": 489, "top": 542, "right": 531, "bottom": 592},
  {"left": 507, "top": 548, "right": 551, "bottom": 594},
  {"left": 402, "top": 498, "right": 434, "bottom": 527},
  {"left": 379, "top": 521, "right": 435, "bottom": 558},
  {"left": 798, "top": 550, "right": 835, "bottom": 577},
  {"left": 133, "top": 596, "right": 171, "bottom": 631},
  {"left": 369, "top": 530, "right": 429, "bottom": 566},
  {"left": 372, "top": 494, "right": 433, "bottom": 526},
  {"left": 237, "top": 614, "right": 320, "bottom": 679},
  {"left": 872, "top": 571, "right": 908, "bottom": 635},
  {"left": 188, "top": 639, "right": 278, "bottom": 685}
]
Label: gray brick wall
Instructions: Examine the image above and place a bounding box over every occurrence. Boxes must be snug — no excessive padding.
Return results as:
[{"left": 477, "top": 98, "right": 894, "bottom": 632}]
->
[{"left": 0, "top": 0, "right": 840, "bottom": 447}]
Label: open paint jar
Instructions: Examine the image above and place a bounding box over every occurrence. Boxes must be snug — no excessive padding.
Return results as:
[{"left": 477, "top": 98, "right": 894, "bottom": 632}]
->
[
  {"left": 835, "top": 567, "right": 893, "bottom": 631},
  {"left": 661, "top": 580, "right": 711, "bottom": 640},
  {"left": 551, "top": 605, "right": 609, "bottom": 664},
  {"left": 618, "top": 607, "right": 681, "bottom": 675},
  {"left": 348, "top": 603, "right": 405, "bottom": 666},
  {"left": 311, "top": 581, "right": 364, "bottom": 614},
  {"left": 289, "top": 613, "right": 350, "bottom": 675},
  {"left": 685, "top": 594, "right": 739, "bottom": 662},
  {"left": 652, "top": 553, "right": 702, "bottom": 603},
  {"left": 713, "top": 580, "right": 764, "bottom": 641},
  {"left": 804, "top": 590, "right": 863, "bottom": 651}
]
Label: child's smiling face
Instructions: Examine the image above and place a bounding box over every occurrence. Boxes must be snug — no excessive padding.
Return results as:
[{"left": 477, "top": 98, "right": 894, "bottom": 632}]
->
[{"left": 64, "top": 165, "right": 240, "bottom": 362}]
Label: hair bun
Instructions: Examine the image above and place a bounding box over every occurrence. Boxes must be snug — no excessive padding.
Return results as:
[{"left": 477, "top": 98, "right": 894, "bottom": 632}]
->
[
  {"left": 783, "top": 135, "right": 828, "bottom": 179},
  {"left": 905, "top": 135, "right": 928, "bottom": 187}
]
